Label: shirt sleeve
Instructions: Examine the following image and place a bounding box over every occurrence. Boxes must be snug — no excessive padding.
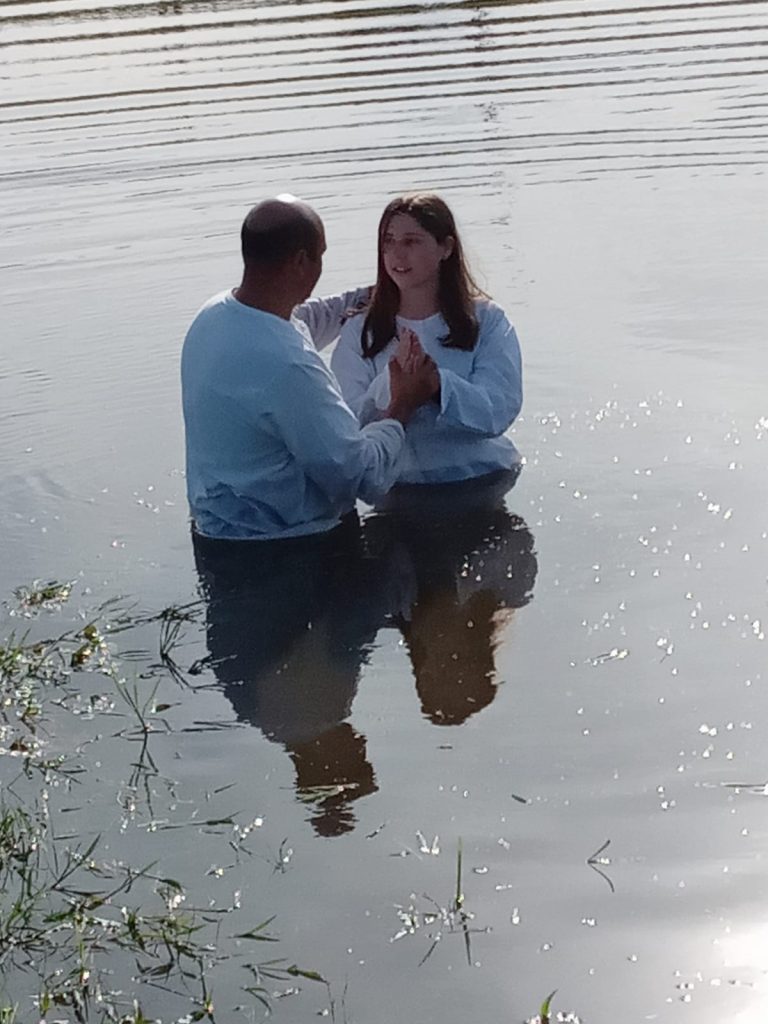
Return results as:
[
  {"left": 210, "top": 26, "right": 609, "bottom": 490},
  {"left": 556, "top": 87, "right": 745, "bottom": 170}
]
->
[
  {"left": 330, "top": 316, "right": 392, "bottom": 425},
  {"left": 437, "top": 304, "right": 523, "bottom": 437},
  {"left": 271, "top": 351, "right": 404, "bottom": 504},
  {"left": 292, "top": 287, "right": 371, "bottom": 351}
]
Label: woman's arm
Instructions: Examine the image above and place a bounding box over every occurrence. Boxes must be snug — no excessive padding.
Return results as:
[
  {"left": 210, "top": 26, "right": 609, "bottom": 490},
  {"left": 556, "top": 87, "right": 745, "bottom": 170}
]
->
[
  {"left": 436, "top": 303, "right": 522, "bottom": 437},
  {"left": 331, "top": 317, "right": 393, "bottom": 424},
  {"left": 293, "top": 287, "right": 371, "bottom": 351}
]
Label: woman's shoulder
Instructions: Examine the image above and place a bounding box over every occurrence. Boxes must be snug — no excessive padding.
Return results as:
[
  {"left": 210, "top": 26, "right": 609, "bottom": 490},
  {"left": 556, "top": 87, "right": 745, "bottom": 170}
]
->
[
  {"left": 473, "top": 295, "right": 502, "bottom": 314},
  {"left": 473, "top": 297, "right": 512, "bottom": 328}
]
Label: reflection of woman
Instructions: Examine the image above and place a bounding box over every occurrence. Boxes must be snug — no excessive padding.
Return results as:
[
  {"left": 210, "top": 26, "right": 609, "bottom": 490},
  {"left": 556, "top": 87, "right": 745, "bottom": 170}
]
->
[
  {"left": 331, "top": 193, "right": 523, "bottom": 486},
  {"left": 364, "top": 499, "right": 537, "bottom": 726},
  {"left": 193, "top": 524, "right": 383, "bottom": 837}
]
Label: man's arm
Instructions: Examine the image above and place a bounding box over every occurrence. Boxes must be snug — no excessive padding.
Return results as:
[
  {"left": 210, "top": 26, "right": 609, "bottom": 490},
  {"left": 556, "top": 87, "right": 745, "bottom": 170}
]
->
[
  {"left": 272, "top": 350, "right": 436, "bottom": 505},
  {"left": 293, "top": 287, "right": 371, "bottom": 351}
]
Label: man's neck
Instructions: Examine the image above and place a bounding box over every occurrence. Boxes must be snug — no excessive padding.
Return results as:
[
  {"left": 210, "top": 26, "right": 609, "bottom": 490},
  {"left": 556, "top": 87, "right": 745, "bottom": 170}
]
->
[{"left": 233, "top": 278, "right": 296, "bottom": 321}]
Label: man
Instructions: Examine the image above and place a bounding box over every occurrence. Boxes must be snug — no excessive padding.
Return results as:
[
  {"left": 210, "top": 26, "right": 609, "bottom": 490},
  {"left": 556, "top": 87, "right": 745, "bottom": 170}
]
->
[{"left": 181, "top": 196, "right": 436, "bottom": 540}]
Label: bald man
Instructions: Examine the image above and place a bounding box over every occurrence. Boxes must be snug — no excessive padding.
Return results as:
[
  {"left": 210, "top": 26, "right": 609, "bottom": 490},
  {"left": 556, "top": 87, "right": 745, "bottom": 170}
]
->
[{"left": 181, "top": 197, "right": 437, "bottom": 541}]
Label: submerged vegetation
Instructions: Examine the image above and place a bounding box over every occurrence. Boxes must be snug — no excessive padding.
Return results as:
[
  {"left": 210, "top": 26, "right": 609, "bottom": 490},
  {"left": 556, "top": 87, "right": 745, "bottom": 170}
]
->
[{"left": 0, "top": 581, "right": 330, "bottom": 1024}]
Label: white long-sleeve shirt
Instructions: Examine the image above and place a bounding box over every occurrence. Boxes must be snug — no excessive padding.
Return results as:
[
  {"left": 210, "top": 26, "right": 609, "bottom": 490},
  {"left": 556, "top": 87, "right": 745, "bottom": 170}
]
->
[
  {"left": 181, "top": 290, "right": 404, "bottom": 539},
  {"left": 293, "top": 287, "right": 370, "bottom": 351},
  {"left": 331, "top": 300, "right": 523, "bottom": 484}
]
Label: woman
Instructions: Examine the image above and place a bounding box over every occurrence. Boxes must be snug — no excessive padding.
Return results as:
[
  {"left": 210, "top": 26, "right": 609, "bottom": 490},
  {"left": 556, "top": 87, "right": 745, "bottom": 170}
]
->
[{"left": 331, "top": 193, "right": 523, "bottom": 486}]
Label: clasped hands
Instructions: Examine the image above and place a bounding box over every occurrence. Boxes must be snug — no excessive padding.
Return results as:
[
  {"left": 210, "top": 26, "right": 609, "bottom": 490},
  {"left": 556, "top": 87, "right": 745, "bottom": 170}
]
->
[{"left": 388, "top": 327, "right": 440, "bottom": 415}]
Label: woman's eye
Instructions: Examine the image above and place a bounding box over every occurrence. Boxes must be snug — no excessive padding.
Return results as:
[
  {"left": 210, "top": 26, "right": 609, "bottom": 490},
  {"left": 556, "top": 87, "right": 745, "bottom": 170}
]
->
[{"left": 383, "top": 236, "right": 422, "bottom": 248}]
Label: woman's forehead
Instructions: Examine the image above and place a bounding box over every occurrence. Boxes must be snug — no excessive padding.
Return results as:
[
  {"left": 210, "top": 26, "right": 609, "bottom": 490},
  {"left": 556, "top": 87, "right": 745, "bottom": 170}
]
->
[{"left": 383, "top": 212, "right": 430, "bottom": 235}]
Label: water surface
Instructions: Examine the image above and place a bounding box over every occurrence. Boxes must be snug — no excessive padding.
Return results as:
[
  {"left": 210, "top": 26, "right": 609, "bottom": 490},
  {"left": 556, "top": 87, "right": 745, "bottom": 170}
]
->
[{"left": 2, "top": 0, "right": 768, "bottom": 1020}]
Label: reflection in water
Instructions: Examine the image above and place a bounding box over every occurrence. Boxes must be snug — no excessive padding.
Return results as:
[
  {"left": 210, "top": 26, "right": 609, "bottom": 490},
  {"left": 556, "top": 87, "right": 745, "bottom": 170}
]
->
[
  {"left": 365, "top": 484, "right": 538, "bottom": 726},
  {"left": 193, "top": 520, "right": 385, "bottom": 838},
  {"left": 195, "top": 483, "right": 537, "bottom": 836},
  {"left": 287, "top": 723, "right": 377, "bottom": 838}
]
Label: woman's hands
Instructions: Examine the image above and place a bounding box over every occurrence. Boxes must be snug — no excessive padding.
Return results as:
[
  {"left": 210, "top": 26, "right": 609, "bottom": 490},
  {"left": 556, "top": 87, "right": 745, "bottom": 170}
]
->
[
  {"left": 384, "top": 327, "right": 441, "bottom": 425},
  {"left": 394, "top": 327, "right": 440, "bottom": 395}
]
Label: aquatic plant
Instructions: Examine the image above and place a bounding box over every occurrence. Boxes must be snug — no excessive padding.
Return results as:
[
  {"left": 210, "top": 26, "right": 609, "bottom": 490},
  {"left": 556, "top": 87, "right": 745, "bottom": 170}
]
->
[
  {"left": 586, "top": 839, "right": 614, "bottom": 893},
  {"left": 391, "top": 837, "right": 487, "bottom": 966},
  {"left": 525, "top": 990, "right": 583, "bottom": 1024},
  {"left": 524, "top": 989, "right": 583, "bottom": 1024},
  {"left": 0, "top": 583, "right": 328, "bottom": 1023}
]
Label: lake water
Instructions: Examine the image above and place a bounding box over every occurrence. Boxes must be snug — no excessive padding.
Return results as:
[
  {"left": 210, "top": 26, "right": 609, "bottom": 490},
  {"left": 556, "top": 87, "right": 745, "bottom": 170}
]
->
[{"left": 2, "top": 0, "right": 768, "bottom": 1020}]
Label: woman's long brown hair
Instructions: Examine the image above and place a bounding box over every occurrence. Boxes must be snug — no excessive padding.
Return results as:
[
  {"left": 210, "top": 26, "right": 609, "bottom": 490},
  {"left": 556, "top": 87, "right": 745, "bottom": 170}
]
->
[{"left": 361, "top": 194, "right": 487, "bottom": 359}]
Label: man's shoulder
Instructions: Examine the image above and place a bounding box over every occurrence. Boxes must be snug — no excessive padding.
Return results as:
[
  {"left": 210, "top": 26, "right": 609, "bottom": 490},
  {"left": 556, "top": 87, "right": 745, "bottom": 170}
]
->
[
  {"left": 186, "top": 292, "right": 302, "bottom": 347},
  {"left": 290, "top": 314, "right": 315, "bottom": 348},
  {"left": 190, "top": 289, "right": 232, "bottom": 320},
  {"left": 184, "top": 291, "right": 236, "bottom": 344}
]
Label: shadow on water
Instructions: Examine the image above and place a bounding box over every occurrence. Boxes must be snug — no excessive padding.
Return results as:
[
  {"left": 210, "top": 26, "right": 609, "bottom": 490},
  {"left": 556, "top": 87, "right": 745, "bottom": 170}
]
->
[{"left": 193, "top": 478, "right": 537, "bottom": 838}]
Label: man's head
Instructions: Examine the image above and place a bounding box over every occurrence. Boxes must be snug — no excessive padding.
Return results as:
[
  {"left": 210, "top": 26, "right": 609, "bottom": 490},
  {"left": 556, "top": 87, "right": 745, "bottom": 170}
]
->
[{"left": 240, "top": 196, "right": 326, "bottom": 304}]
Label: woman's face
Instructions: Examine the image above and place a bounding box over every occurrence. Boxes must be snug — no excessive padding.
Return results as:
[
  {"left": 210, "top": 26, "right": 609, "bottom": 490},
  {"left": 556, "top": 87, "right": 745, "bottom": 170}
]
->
[{"left": 380, "top": 212, "right": 453, "bottom": 295}]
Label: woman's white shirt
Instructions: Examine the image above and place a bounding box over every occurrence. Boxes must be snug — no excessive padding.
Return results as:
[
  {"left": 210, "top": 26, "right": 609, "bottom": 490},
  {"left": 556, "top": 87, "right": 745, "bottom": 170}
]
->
[{"left": 331, "top": 300, "right": 522, "bottom": 484}]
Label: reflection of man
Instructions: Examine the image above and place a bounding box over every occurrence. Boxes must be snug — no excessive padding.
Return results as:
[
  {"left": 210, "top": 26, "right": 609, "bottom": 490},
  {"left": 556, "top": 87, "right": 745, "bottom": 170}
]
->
[
  {"left": 364, "top": 497, "right": 538, "bottom": 725},
  {"left": 287, "top": 724, "right": 377, "bottom": 838},
  {"left": 194, "top": 524, "right": 388, "bottom": 837},
  {"left": 181, "top": 196, "right": 435, "bottom": 540}
]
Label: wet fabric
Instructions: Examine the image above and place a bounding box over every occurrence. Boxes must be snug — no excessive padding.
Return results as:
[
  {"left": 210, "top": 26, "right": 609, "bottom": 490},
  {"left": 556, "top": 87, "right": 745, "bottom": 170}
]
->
[
  {"left": 181, "top": 290, "right": 404, "bottom": 539},
  {"left": 331, "top": 299, "right": 522, "bottom": 483}
]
